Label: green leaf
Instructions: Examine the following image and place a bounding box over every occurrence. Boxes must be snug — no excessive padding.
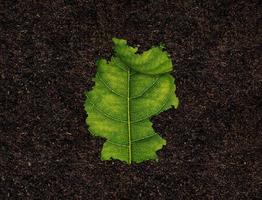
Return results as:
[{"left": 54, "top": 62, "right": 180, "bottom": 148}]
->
[{"left": 84, "top": 38, "right": 179, "bottom": 164}]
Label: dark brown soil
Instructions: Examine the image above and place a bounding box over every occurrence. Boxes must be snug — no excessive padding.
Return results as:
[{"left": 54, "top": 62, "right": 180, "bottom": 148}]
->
[{"left": 0, "top": 0, "right": 261, "bottom": 199}]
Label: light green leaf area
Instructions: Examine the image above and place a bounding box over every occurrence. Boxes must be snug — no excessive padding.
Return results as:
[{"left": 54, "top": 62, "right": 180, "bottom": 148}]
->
[{"left": 84, "top": 38, "right": 179, "bottom": 164}]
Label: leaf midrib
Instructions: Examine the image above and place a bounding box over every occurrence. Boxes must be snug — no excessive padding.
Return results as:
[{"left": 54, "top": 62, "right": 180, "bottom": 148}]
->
[{"left": 127, "top": 68, "right": 132, "bottom": 164}]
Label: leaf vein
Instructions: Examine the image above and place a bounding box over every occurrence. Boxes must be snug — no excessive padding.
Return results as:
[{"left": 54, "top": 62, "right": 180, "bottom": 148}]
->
[
  {"left": 132, "top": 133, "right": 157, "bottom": 143},
  {"left": 130, "top": 77, "right": 160, "bottom": 99},
  {"left": 86, "top": 95, "right": 127, "bottom": 123},
  {"left": 97, "top": 72, "right": 126, "bottom": 98},
  {"left": 106, "top": 133, "right": 158, "bottom": 146},
  {"left": 131, "top": 89, "right": 174, "bottom": 123}
]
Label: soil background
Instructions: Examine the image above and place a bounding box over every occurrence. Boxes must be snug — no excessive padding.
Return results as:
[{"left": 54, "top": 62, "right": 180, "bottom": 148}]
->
[{"left": 0, "top": 0, "right": 261, "bottom": 199}]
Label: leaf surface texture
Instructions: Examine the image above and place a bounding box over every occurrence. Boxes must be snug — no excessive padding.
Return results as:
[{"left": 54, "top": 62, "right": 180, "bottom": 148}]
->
[{"left": 85, "top": 38, "right": 179, "bottom": 164}]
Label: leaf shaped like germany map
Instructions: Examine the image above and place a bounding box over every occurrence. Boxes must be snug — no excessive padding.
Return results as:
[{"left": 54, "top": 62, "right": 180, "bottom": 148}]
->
[{"left": 84, "top": 38, "right": 179, "bottom": 164}]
